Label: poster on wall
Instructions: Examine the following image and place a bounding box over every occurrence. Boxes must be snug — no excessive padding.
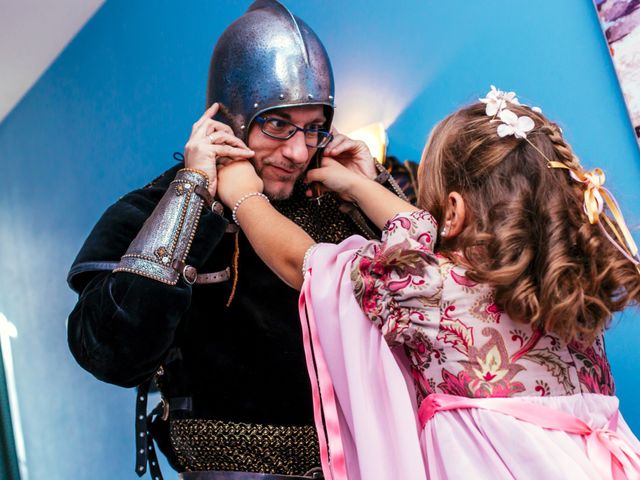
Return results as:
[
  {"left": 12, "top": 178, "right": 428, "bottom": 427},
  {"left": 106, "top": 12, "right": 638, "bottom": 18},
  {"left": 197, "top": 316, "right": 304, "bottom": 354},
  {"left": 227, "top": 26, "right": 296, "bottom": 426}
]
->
[{"left": 595, "top": 0, "right": 640, "bottom": 148}]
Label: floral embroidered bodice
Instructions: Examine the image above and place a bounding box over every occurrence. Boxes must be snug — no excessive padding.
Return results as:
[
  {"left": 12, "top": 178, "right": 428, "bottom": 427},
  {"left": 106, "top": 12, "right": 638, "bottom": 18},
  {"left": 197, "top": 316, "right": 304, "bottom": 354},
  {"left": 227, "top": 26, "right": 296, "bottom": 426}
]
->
[{"left": 351, "top": 211, "right": 615, "bottom": 404}]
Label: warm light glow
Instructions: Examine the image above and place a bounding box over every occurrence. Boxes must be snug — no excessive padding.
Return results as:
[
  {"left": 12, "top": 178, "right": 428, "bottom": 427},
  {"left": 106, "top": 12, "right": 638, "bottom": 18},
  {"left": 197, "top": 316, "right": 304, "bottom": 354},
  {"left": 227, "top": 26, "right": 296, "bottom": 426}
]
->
[
  {"left": 0, "top": 312, "right": 28, "bottom": 479},
  {"left": 348, "top": 122, "right": 388, "bottom": 164},
  {"left": 0, "top": 312, "right": 17, "bottom": 338}
]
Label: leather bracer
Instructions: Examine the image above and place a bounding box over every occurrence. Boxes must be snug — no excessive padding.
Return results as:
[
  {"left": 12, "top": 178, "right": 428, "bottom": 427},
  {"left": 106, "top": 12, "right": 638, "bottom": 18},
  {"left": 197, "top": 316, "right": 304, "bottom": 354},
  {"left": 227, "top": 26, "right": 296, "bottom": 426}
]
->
[{"left": 114, "top": 168, "right": 213, "bottom": 285}]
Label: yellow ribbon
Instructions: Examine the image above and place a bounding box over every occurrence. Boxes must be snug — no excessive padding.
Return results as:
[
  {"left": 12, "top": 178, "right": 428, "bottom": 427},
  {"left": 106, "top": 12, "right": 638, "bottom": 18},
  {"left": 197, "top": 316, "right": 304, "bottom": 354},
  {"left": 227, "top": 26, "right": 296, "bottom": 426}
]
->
[
  {"left": 548, "top": 160, "right": 639, "bottom": 265},
  {"left": 484, "top": 99, "right": 640, "bottom": 272}
]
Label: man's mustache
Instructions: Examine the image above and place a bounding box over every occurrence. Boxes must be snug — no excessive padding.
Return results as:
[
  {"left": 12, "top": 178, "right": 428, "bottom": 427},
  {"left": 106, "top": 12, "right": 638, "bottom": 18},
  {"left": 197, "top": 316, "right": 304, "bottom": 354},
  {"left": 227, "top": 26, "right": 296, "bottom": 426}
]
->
[{"left": 263, "top": 160, "right": 304, "bottom": 174}]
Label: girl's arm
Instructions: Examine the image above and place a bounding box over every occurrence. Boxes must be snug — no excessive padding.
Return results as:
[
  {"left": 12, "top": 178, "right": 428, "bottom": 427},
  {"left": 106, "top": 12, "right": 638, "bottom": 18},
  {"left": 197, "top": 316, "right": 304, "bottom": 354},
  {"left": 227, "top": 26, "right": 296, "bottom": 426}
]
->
[
  {"left": 235, "top": 194, "right": 314, "bottom": 290},
  {"left": 216, "top": 161, "right": 313, "bottom": 290},
  {"left": 307, "top": 158, "right": 418, "bottom": 229},
  {"left": 216, "top": 159, "right": 418, "bottom": 290}
]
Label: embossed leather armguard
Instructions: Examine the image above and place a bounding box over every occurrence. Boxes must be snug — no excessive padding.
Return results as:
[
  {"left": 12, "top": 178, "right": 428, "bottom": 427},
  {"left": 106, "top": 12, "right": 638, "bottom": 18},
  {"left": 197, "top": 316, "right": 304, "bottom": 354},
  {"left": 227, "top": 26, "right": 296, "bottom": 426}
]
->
[{"left": 114, "top": 168, "right": 211, "bottom": 285}]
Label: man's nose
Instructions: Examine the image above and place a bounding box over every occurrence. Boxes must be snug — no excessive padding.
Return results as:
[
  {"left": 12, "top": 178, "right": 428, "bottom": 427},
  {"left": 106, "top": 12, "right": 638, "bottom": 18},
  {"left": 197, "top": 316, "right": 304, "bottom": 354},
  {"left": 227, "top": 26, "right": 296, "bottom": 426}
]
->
[{"left": 282, "top": 130, "right": 310, "bottom": 166}]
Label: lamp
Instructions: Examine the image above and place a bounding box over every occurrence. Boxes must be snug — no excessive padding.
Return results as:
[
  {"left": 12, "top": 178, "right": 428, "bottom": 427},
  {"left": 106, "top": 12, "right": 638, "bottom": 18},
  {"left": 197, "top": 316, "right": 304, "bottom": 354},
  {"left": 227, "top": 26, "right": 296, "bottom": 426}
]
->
[{"left": 348, "top": 122, "right": 388, "bottom": 164}]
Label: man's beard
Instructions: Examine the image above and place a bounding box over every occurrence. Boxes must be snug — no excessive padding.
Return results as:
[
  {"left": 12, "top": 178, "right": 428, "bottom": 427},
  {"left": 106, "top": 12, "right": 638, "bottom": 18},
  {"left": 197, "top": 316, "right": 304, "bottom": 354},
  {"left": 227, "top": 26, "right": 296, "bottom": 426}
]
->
[
  {"left": 263, "top": 180, "right": 298, "bottom": 201},
  {"left": 255, "top": 160, "right": 305, "bottom": 201},
  {"left": 265, "top": 189, "right": 292, "bottom": 201}
]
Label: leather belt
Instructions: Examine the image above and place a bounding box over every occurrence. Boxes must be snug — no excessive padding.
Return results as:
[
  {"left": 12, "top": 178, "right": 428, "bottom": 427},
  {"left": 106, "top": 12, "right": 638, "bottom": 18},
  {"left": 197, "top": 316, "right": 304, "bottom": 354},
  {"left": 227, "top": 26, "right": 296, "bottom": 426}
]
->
[
  {"left": 194, "top": 266, "right": 231, "bottom": 284},
  {"left": 179, "top": 470, "right": 323, "bottom": 480},
  {"left": 172, "top": 262, "right": 231, "bottom": 285}
]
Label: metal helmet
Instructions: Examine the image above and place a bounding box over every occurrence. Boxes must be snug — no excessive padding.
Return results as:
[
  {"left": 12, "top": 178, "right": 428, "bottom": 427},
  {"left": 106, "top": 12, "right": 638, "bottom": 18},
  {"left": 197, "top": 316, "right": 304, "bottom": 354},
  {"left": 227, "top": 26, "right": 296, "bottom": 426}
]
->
[{"left": 206, "top": 0, "right": 335, "bottom": 141}]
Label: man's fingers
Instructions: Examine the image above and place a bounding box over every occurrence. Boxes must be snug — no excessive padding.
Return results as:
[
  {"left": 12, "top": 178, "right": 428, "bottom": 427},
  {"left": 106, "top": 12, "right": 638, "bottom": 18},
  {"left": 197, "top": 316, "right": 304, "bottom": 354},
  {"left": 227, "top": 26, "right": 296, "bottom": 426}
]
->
[
  {"left": 318, "top": 155, "right": 349, "bottom": 170},
  {"left": 319, "top": 157, "right": 341, "bottom": 168},
  {"left": 195, "top": 118, "right": 234, "bottom": 139},
  {"left": 213, "top": 144, "right": 255, "bottom": 159},
  {"left": 323, "top": 134, "right": 347, "bottom": 155},
  {"left": 205, "top": 118, "right": 235, "bottom": 136},
  {"left": 185, "top": 142, "right": 253, "bottom": 165},
  {"left": 204, "top": 102, "right": 219, "bottom": 118},
  {"left": 207, "top": 130, "right": 249, "bottom": 149},
  {"left": 325, "top": 139, "right": 362, "bottom": 157},
  {"left": 192, "top": 103, "right": 220, "bottom": 132},
  {"left": 306, "top": 166, "right": 332, "bottom": 183}
]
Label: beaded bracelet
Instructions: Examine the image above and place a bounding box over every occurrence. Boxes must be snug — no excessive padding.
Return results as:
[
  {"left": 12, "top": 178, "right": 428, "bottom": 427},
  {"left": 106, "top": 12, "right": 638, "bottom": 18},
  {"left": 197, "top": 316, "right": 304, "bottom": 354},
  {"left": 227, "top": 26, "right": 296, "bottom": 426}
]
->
[
  {"left": 231, "top": 192, "right": 269, "bottom": 226},
  {"left": 301, "top": 244, "right": 318, "bottom": 277}
]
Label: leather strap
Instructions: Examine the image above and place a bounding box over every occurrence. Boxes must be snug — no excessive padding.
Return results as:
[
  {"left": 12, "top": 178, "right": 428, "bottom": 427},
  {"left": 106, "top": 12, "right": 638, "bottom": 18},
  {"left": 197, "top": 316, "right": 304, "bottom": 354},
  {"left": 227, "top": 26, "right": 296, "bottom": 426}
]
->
[
  {"left": 170, "top": 396, "right": 193, "bottom": 413},
  {"left": 373, "top": 161, "right": 409, "bottom": 201},
  {"left": 194, "top": 184, "right": 213, "bottom": 208},
  {"left": 172, "top": 260, "right": 197, "bottom": 284},
  {"left": 195, "top": 267, "right": 231, "bottom": 284},
  {"left": 135, "top": 379, "right": 164, "bottom": 479},
  {"left": 374, "top": 166, "right": 391, "bottom": 184},
  {"left": 171, "top": 261, "right": 231, "bottom": 285}
]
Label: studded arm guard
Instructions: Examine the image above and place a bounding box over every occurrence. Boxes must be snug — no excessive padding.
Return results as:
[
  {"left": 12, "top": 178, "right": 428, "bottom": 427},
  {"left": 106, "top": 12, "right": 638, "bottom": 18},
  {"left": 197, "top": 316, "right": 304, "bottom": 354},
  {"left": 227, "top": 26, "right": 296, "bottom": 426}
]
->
[{"left": 114, "top": 168, "right": 213, "bottom": 285}]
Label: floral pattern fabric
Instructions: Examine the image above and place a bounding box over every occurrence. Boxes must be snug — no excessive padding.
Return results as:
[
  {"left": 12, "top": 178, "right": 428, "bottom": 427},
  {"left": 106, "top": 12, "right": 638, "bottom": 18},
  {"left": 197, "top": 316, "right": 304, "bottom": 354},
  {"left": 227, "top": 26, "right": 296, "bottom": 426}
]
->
[{"left": 351, "top": 211, "right": 615, "bottom": 405}]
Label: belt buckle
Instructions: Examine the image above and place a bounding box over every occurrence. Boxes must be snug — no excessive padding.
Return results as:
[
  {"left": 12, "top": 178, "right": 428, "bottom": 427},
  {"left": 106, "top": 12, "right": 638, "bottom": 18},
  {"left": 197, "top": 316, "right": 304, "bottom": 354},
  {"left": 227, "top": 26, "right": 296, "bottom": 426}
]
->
[
  {"left": 160, "top": 396, "right": 170, "bottom": 421},
  {"left": 182, "top": 265, "right": 198, "bottom": 285}
]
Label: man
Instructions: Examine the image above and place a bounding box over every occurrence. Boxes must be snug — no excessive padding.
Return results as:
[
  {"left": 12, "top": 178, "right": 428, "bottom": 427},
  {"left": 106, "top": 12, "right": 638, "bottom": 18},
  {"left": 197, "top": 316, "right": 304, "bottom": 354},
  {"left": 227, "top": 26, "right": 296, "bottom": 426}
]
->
[{"left": 67, "top": 1, "right": 404, "bottom": 479}]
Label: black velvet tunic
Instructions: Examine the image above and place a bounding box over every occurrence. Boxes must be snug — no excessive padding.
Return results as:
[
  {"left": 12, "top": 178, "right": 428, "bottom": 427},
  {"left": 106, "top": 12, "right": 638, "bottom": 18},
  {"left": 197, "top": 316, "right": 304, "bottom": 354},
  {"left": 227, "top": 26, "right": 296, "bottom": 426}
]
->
[{"left": 67, "top": 164, "right": 372, "bottom": 472}]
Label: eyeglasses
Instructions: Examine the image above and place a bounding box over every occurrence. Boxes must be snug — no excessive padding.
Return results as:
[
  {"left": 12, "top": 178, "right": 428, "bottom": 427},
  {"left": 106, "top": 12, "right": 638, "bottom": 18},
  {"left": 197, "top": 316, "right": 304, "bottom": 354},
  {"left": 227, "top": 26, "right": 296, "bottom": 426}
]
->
[{"left": 254, "top": 116, "right": 333, "bottom": 148}]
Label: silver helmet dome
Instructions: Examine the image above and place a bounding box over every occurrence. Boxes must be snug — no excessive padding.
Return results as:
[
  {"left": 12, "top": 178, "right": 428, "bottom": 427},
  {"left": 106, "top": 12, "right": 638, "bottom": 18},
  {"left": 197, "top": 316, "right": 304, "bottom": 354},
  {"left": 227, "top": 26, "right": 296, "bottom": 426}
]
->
[{"left": 206, "top": 0, "right": 335, "bottom": 140}]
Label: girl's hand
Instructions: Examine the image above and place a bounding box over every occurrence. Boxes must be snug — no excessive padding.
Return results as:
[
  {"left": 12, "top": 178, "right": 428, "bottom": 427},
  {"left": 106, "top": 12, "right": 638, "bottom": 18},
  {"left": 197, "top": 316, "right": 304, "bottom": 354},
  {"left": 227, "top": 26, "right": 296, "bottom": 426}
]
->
[
  {"left": 323, "top": 129, "right": 377, "bottom": 179},
  {"left": 216, "top": 160, "right": 264, "bottom": 208},
  {"left": 306, "top": 157, "right": 369, "bottom": 202}
]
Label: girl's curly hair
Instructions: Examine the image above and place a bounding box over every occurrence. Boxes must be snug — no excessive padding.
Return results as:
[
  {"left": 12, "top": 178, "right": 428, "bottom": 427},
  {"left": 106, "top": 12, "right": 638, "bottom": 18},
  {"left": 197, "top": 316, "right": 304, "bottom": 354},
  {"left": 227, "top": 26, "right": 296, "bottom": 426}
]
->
[{"left": 417, "top": 102, "right": 640, "bottom": 344}]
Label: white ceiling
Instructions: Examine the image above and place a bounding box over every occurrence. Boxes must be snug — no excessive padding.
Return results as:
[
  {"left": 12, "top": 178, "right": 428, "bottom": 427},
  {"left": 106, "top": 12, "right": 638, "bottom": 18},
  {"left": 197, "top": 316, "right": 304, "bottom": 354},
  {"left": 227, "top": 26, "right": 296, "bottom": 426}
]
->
[{"left": 0, "top": 0, "right": 105, "bottom": 123}]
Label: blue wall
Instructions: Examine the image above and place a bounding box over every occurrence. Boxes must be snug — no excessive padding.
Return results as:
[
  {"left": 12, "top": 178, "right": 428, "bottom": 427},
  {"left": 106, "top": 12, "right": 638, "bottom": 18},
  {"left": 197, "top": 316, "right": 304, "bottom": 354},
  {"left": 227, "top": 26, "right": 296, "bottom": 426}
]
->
[{"left": 0, "top": 1, "right": 638, "bottom": 478}]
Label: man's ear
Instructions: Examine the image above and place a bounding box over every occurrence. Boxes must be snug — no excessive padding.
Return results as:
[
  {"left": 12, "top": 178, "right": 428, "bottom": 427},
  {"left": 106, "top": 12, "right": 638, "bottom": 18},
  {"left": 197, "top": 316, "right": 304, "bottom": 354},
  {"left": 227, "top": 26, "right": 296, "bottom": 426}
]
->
[{"left": 440, "top": 191, "right": 466, "bottom": 238}]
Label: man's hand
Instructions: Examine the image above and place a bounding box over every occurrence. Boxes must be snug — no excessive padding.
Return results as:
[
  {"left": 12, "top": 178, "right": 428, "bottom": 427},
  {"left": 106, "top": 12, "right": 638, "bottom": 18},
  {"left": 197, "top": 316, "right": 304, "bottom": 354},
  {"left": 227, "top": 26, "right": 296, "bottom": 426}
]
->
[
  {"left": 322, "top": 128, "right": 377, "bottom": 180},
  {"left": 184, "top": 103, "right": 255, "bottom": 197},
  {"left": 217, "top": 160, "right": 264, "bottom": 208}
]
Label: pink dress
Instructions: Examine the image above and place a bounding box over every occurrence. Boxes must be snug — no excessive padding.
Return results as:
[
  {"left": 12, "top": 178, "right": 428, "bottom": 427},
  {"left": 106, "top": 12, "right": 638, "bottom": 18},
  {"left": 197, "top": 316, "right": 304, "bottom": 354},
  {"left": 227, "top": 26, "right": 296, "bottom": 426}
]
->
[{"left": 300, "top": 211, "right": 640, "bottom": 480}]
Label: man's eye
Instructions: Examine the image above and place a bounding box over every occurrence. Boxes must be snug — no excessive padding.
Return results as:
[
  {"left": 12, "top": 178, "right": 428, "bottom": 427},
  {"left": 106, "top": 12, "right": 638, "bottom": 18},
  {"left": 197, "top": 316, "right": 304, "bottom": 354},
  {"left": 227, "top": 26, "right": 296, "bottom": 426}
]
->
[
  {"left": 266, "top": 118, "right": 289, "bottom": 131},
  {"left": 306, "top": 124, "right": 323, "bottom": 131}
]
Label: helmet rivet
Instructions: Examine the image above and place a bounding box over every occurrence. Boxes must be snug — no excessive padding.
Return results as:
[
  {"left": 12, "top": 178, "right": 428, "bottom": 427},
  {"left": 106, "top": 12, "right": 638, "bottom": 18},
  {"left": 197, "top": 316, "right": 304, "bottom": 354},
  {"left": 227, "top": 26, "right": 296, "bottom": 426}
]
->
[
  {"left": 329, "top": 95, "right": 334, "bottom": 101},
  {"left": 279, "top": 94, "right": 285, "bottom": 100},
  {"left": 253, "top": 103, "right": 259, "bottom": 109},
  {"left": 307, "top": 94, "right": 314, "bottom": 100}
]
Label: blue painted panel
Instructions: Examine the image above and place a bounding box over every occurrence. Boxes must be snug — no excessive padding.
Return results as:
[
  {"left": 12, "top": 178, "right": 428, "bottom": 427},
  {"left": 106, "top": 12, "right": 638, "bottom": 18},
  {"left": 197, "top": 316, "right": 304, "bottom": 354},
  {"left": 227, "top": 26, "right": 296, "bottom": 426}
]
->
[{"left": 0, "top": 1, "right": 638, "bottom": 478}]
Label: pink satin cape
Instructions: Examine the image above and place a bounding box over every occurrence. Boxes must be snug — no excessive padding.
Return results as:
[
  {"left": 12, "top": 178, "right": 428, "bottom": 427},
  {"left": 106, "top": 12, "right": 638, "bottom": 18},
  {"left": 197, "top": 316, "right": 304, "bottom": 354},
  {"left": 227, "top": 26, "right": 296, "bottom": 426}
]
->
[
  {"left": 298, "top": 237, "right": 427, "bottom": 480},
  {"left": 298, "top": 238, "right": 640, "bottom": 480}
]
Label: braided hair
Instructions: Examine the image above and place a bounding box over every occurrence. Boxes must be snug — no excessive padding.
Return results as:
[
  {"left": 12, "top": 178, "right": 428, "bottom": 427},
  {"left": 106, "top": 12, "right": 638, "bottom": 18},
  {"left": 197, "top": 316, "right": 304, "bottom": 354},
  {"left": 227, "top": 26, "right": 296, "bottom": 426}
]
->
[{"left": 417, "top": 102, "right": 640, "bottom": 344}]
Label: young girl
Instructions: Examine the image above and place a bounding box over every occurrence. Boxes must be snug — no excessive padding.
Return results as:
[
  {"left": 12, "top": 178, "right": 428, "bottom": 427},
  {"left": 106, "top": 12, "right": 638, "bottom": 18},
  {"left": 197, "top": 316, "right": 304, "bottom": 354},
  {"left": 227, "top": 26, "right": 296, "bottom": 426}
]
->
[{"left": 216, "top": 88, "right": 640, "bottom": 480}]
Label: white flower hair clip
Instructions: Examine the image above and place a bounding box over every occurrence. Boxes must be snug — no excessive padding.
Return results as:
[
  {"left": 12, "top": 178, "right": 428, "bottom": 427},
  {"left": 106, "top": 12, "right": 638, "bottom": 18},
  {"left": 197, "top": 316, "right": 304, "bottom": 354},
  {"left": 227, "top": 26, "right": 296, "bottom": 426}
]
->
[
  {"left": 479, "top": 85, "right": 520, "bottom": 116},
  {"left": 496, "top": 109, "right": 534, "bottom": 139},
  {"left": 480, "top": 85, "right": 542, "bottom": 139},
  {"left": 478, "top": 85, "right": 640, "bottom": 272}
]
